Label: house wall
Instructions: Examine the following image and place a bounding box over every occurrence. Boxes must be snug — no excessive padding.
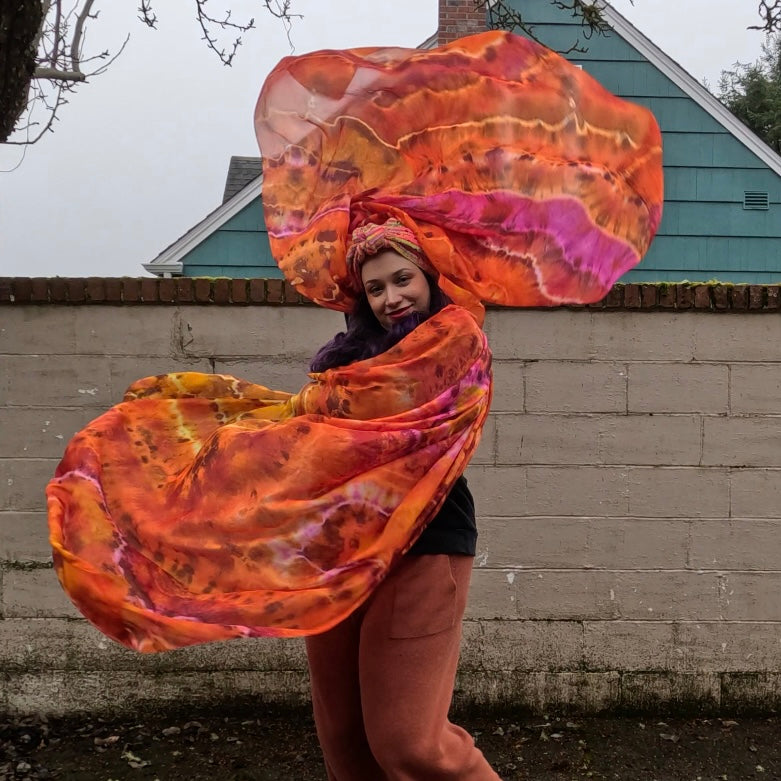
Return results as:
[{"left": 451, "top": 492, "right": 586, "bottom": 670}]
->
[
  {"left": 3, "top": 278, "right": 781, "bottom": 716},
  {"left": 177, "top": 2, "right": 781, "bottom": 282},
  {"left": 505, "top": 0, "right": 781, "bottom": 283},
  {"left": 181, "top": 200, "right": 282, "bottom": 279}
]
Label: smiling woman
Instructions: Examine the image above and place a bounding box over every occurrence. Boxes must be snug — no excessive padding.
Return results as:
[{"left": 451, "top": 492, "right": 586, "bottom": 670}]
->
[
  {"left": 46, "top": 26, "right": 663, "bottom": 781},
  {"left": 361, "top": 251, "right": 432, "bottom": 329},
  {"left": 301, "top": 218, "right": 497, "bottom": 780},
  {"left": 348, "top": 219, "right": 435, "bottom": 329}
]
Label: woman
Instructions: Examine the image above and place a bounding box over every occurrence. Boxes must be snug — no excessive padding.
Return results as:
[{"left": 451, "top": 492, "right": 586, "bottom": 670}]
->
[
  {"left": 47, "top": 29, "right": 660, "bottom": 770},
  {"left": 305, "top": 219, "right": 500, "bottom": 780}
]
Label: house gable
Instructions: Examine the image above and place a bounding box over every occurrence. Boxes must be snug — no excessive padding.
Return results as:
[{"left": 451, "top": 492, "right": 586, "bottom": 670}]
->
[
  {"left": 144, "top": 161, "right": 280, "bottom": 279},
  {"left": 505, "top": 0, "right": 781, "bottom": 282},
  {"left": 148, "top": 2, "right": 780, "bottom": 283}
]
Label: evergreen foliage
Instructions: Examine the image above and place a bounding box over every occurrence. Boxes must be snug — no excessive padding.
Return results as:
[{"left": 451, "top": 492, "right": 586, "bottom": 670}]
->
[{"left": 719, "top": 35, "right": 781, "bottom": 153}]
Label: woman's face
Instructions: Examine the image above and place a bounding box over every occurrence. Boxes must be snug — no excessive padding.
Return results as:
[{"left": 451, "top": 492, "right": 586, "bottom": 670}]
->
[{"left": 360, "top": 250, "right": 431, "bottom": 330}]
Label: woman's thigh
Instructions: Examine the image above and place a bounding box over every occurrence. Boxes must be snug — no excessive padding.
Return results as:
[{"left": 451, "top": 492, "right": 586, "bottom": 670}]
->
[{"left": 358, "top": 554, "right": 473, "bottom": 743}]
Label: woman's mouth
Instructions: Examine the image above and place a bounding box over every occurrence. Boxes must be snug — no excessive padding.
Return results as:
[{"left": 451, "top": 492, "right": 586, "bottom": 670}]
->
[{"left": 388, "top": 306, "right": 412, "bottom": 320}]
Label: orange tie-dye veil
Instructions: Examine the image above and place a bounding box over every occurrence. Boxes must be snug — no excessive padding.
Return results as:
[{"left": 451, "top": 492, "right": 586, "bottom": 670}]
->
[{"left": 46, "top": 32, "right": 662, "bottom": 652}]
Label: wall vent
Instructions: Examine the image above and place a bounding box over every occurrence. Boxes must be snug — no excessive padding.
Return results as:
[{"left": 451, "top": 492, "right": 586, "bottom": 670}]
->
[{"left": 743, "top": 191, "right": 770, "bottom": 210}]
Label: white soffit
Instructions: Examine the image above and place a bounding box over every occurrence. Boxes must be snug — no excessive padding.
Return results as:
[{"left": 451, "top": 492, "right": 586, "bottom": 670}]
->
[{"left": 145, "top": 174, "right": 263, "bottom": 271}]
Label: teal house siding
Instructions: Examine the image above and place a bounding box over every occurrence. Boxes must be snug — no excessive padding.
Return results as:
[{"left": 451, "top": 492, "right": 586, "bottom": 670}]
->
[
  {"left": 148, "top": 5, "right": 780, "bottom": 284},
  {"left": 179, "top": 199, "right": 281, "bottom": 279},
  {"left": 504, "top": 0, "right": 781, "bottom": 282}
]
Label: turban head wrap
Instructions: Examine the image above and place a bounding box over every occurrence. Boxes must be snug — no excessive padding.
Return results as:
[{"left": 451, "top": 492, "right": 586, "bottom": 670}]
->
[{"left": 346, "top": 219, "right": 437, "bottom": 285}]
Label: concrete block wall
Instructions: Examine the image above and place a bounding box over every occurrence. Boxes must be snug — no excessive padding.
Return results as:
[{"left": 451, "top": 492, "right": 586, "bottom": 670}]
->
[{"left": 3, "top": 279, "right": 781, "bottom": 715}]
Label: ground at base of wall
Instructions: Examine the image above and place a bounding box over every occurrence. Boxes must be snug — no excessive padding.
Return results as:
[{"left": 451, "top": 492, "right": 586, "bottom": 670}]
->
[{"left": 2, "top": 707, "right": 780, "bottom": 780}]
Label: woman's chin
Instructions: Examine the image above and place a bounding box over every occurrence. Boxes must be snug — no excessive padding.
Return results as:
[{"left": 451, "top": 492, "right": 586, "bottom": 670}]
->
[{"left": 384, "top": 309, "right": 428, "bottom": 334}]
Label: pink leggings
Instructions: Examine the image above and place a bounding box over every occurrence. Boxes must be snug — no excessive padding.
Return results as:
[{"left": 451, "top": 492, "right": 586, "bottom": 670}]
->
[{"left": 305, "top": 554, "right": 500, "bottom": 781}]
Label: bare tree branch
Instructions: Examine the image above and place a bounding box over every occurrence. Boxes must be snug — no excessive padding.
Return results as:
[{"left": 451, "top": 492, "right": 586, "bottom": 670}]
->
[
  {"left": 51, "top": 0, "right": 62, "bottom": 66},
  {"left": 71, "top": 0, "right": 98, "bottom": 72},
  {"left": 90, "top": 34, "right": 131, "bottom": 77},
  {"left": 33, "top": 66, "right": 87, "bottom": 81},
  {"left": 195, "top": 2, "right": 256, "bottom": 66},
  {"left": 137, "top": 0, "right": 157, "bottom": 28},
  {"left": 751, "top": 0, "right": 781, "bottom": 33},
  {"left": 478, "top": 0, "right": 611, "bottom": 55},
  {"left": 5, "top": 77, "right": 68, "bottom": 145},
  {"left": 8, "top": 0, "right": 777, "bottom": 148}
]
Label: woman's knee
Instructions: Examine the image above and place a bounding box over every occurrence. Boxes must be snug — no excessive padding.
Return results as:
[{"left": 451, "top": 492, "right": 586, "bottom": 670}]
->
[{"left": 367, "top": 724, "right": 440, "bottom": 773}]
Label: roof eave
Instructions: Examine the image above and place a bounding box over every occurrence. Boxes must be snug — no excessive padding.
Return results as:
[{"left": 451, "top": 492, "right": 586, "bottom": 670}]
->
[
  {"left": 145, "top": 173, "right": 264, "bottom": 269},
  {"left": 143, "top": 261, "right": 183, "bottom": 278}
]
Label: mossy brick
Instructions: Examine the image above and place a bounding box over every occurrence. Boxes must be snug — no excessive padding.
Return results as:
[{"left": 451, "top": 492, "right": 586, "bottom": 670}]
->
[
  {"left": 193, "top": 278, "right": 212, "bottom": 302},
  {"left": 158, "top": 277, "right": 176, "bottom": 302},
  {"left": 85, "top": 278, "right": 105, "bottom": 302},
  {"left": 175, "top": 277, "right": 195, "bottom": 302},
  {"left": 213, "top": 278, "right": 231, "bottom": 304},
  {"left": 230, "top": 279, "right": 249, "bottom": 303}
]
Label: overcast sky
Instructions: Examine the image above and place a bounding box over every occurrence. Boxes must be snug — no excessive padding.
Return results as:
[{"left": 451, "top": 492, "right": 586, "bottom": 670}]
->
[{"left": 0, "top": 1, "right": 769, "bottom": 278}]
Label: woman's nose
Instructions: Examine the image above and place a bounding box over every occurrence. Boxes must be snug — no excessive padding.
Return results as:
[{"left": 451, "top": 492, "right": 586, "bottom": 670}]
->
[{"left": 385, "top": 285, "right": 402, "bottom": 306}]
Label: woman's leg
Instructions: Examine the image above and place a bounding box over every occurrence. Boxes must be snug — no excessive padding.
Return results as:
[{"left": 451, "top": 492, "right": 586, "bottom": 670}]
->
[
  {"left": 359, "top": 554, "right": 501, "bottom": 781},
  {"left": 305, "top": 610, "right": 386, "bottom": 781}
]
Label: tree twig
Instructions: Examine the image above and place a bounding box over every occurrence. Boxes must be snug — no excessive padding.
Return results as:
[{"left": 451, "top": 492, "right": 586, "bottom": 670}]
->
[
  {"left": 71, "top": 0, "right": 97, "bottom": 73},
  {"left": 750, "top": 0, "right": 781, "bottom": 32}
]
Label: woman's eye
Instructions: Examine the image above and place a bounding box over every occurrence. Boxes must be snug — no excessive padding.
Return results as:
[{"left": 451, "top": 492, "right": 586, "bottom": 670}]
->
[
  {"left": 367, "top": 287, "right": 382, "bottom": 297},
  {"left": 396, "top": 276, "right": 411, "bottom": 286}
]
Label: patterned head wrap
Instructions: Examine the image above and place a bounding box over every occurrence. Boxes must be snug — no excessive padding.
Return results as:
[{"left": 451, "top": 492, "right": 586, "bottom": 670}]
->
[{"left": 346, "top": 219, "right": 437, "bottom": 284}]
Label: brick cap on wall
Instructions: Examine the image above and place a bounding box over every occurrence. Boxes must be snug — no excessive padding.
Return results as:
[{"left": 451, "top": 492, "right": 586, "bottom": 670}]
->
[{"left": 0, "top": 278, "right": 779, "bottom": 312}]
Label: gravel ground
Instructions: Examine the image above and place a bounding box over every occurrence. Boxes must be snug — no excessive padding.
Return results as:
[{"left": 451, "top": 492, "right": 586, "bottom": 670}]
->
[{"left": 2, "top": 706, "right": 780, "bottom": 780}]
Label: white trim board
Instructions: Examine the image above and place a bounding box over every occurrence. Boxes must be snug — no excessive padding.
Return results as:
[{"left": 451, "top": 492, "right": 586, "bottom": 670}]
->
[{"left": 145, "top": 174, "right": 263, "bottom": 274}]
